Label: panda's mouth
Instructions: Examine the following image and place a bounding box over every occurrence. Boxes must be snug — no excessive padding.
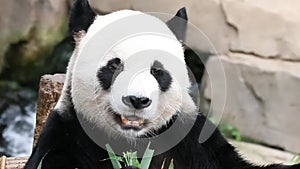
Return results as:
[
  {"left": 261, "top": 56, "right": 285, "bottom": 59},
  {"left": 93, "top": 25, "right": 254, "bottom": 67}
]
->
[{"left": 114, "top": 113, "right": 147, "bottom": 131}]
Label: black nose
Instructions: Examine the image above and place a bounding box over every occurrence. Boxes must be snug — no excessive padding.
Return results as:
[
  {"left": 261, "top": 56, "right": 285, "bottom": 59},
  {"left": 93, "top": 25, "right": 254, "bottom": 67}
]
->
[{"left": 122, "top": 96, "right": 152, "bottom": 109}]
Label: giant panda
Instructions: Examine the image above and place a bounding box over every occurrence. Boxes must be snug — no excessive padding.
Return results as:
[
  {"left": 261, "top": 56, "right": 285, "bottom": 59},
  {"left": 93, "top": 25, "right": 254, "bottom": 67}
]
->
[{"left": 25, "top": 0, "right": 300, "bottom": 169}]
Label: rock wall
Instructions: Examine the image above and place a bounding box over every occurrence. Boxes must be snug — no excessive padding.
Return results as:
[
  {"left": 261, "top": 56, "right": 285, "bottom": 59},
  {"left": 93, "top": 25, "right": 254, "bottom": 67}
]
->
[
  {"left": 0, "top": 0, "right": 72, "bottom": 82},
  {"left": 88, "top": 0, "right": 300, "bottom": 152},
  {"left": 202, "top": 54, "right": 300, "bottom": 153},
  {"left": 90, "top": 0, "right": 300, "bottom": 60}
]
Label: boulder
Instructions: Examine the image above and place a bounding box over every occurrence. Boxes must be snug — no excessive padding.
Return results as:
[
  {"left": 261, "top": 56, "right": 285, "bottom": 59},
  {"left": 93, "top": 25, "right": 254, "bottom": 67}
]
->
[
  {"left": 90, "top": 0, "right": 300, "bottom": 60},
  {"left": 201, "top": 53, "right": 300, "bottom": 153},
  {"left": 222, "top": 0, "right": 300, "bottom": 60},
  {"left": 229, "top": 139, "right": 295, "bottom": 165},
  {"left": 0, "top": 0, "right": 36, "bottom": 71},
  {"left": 90, "top": 0, "right": 234, "bottom": 53},
  {"left": 0, "top": 0, "right": 71, "bottom": 80}
]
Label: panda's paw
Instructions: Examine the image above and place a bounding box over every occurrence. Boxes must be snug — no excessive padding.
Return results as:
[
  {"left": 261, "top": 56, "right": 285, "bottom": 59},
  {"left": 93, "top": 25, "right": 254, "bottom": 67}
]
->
[{"left": 121, "top": 166, "right": 140, "bottom": 169}]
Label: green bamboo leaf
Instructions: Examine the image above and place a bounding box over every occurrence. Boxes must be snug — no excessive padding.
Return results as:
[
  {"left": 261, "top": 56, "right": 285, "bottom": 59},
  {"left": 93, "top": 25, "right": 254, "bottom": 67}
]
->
[
  {"left": 140, "top": 142, "right": 154, "bottom": 169},
  {"left": 130, "top": 152, "right": 134, "bottom": 166},
  {"left": 37, "top": 151, "right": 49, "bottom": 169},
  {"left": 37, "top": 159, "right": 43, "bottom": 169},
  {"left": 131, "top": 152, "right": 141, "bottom": 168},
  {"left": 292, "top": 153, "right": 300, "bottom": 164},
  {"left": 123, "top": 152, "right": 129, "bottom": 166},
  {"left": 168, "top": 159, "right": 174, "bottom": 169},
  {"left": 106, "top": 144, "right": 122, "bottom": 169},
  {"left": 160, "top": 158, "right": 166, "bottom": 169}
]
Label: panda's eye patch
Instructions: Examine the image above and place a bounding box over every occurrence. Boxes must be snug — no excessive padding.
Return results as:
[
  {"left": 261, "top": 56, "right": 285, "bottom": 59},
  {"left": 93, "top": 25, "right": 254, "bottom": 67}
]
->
[
  {"left": 97, "top": 57, "right": 123, "bottom": 90},
  {"left": 150, "top": 60, "right": 172, "bottom": 92}
]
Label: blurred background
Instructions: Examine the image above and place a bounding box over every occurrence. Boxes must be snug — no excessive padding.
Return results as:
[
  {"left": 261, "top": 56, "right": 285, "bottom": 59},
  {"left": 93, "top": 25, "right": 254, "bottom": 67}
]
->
[{"left": 0, "top": 0, "right": 299, "bottom": 163}]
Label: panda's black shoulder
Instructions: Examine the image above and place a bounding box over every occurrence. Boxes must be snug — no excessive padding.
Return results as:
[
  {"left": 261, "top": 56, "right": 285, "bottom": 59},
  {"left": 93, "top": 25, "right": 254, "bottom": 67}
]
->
[
  {"left": 181, "top": 114, "right": 228, "bottom": 146},
  {"left": 159, "top": 114, "right": 246, "bottom": 169},
  {"left": 33, "top": 108, "right": 111, "bottom": 168}
]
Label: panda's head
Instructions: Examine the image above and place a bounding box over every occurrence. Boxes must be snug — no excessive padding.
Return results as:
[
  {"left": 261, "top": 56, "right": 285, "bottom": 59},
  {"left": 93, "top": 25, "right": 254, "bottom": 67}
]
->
[{"left": 70, "top": 0, "right": 197, "bottom": 138}]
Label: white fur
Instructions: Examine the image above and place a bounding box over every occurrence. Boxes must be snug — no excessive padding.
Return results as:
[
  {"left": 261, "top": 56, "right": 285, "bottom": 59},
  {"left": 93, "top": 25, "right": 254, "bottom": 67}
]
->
[
  {"left": 68, "top": 10, "right": 197, "bottom": 138},
  {"left": 55, "top": 31, "right": 86, "bottom": 116}
]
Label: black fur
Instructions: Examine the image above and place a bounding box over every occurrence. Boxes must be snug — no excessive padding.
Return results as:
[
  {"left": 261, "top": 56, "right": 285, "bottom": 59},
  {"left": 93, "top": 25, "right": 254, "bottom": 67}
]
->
[
  {"left": 25, "top": 107, "right": 300, "bottom": 169},
  {"left": 69, "top": 0, "right": 96, "bottom": 34},
  {"left": 97, "top": 58, "right": 124, "bottom": 90},
  {"left": 151, "top": 60, "right": 173, "bottom": 92},
  {"left": 166, "top": 7, "right": 188, "bottom": 42}
]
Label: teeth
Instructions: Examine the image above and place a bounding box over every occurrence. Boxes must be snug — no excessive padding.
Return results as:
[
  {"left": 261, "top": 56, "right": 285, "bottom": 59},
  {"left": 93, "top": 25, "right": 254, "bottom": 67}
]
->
[
  {"left": 121, "top": 115, "right": 128, "bottom": 124},
  {"left": 129, "top": 121, "right": 139, "bottom": 126},
  {"left": 120, "top": 115, "right": 145, "bottom": 126},
  {"left": 138, "top": 118, "right": 145, "bottom": 125}
]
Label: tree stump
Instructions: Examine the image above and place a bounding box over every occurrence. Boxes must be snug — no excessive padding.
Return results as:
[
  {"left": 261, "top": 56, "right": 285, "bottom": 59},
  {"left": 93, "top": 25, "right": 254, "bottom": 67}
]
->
[{"left": 33, "top": 74, "right": 65, "bottom": 145}]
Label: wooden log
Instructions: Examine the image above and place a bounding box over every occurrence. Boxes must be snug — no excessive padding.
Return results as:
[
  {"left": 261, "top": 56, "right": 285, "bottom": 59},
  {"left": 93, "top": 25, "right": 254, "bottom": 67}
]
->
[
  {"left": 4, "top": 157, "right": 27, "bottom": 169},
  {"left": 1, "top": 156, "right": 6, "bottom": 169},
  {"left": 33, "top": 74, "right": 65, "bottom": 145},
  {"left": 0, "top": 156, "right": 28, "bottom": 169}
]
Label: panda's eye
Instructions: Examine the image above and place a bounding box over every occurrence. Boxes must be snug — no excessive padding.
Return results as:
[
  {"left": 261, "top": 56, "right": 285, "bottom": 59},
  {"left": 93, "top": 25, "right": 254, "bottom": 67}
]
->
[
  {"left": 150, "top": 67, "right": 163, "bottom": 76},
  {"left": 108, "top": 62, "right": 121, "bottom": 71},
  {"left": 107, "top": 58, "right": 122, "bottom": 71}
]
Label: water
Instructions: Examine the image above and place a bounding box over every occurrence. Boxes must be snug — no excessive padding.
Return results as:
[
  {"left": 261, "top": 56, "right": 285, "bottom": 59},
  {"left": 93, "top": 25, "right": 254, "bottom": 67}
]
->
[
  {"left": 0, "top": 103, "right": 36, "bottom": 157},
  {"left": 0, "top": 84, "right": 37, "bottom": 157}
]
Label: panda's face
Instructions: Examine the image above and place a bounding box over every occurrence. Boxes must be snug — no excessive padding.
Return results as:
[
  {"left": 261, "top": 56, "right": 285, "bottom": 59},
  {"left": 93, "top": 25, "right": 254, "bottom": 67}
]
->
[
  {"left": 93, "top": 35, "right": 190, "bottom": 138},
  {"left": 71, "top": 10, "right": 197, "bottom": 139},
  {"left": 97, "top": 58, "right": 171, "bottom": 136}
]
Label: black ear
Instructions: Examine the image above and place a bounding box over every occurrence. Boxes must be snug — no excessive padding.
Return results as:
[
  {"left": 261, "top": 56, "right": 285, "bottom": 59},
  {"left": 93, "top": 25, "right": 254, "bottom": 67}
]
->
[
  {"left": 166, "top": 7, "right": 188, "bottom": 42},
  {"left": 69, "top": 0, "right": 96, "bottom": 34}
]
